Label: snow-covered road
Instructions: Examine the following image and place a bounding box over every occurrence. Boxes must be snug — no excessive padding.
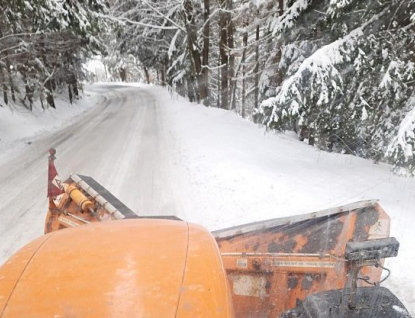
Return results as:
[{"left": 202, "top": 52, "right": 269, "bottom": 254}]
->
[
  {"left": 0, "top": 85, "right": 181, "bottom": 265},
  {"left": 0, "top": 83, "right": 414, "bottom": 315}
]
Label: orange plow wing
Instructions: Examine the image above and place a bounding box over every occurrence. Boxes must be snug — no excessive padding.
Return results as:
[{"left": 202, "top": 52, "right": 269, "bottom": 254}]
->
[{"left": 213, "top": 200, "right": 391, "bottom": 317}]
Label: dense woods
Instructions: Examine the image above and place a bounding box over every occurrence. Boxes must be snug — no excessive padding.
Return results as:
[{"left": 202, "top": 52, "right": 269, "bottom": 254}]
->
[
  {"left": 0, "top": 0, "right": 107, "bottom": 109},
  {"left": 106, "top": 0, "right": 415, "bottom": 174},
  {"left": 1, "top": 0, "right": 415, "bottom": 174}
]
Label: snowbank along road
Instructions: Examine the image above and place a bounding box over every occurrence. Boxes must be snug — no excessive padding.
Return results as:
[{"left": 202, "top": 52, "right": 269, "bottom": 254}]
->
[{"left": 0, "top": 84, "right": 414, "bottom": 315}]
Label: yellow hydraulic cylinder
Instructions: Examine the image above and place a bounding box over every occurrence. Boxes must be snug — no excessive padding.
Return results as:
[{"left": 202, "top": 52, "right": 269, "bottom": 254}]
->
[{"left": 66, "top": 184, "right": 94, "bottom": 213}]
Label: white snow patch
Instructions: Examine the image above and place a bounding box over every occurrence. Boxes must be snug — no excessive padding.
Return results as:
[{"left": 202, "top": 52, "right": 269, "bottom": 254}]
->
[
  {"left": 85, "top": 57, "right": 108, "bottom": 82},
  {"left": 387, "top": 97, "right": 415, "bottom": 159},
  {"left": 0, "top": 87, "right": 100, "bottom": 159},
  {"left": 271, "top": 0, "right": 309, "bottom": 34},
  {"left": 168, "top": 29, "right": 181, "bottom": 59}
]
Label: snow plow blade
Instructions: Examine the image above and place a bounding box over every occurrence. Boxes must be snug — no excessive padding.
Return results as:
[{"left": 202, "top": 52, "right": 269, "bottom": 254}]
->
[
  {"left": 213, "top": 200, "right": 394, "bottom": 317},
  {"left": 45, "top": 173, "right": 180, "bottom": 233}
]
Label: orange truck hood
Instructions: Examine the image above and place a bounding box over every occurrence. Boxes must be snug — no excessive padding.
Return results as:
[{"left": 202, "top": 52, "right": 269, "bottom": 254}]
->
[{"left": 0, "top": 219, "right": 234, "bottom": 317}]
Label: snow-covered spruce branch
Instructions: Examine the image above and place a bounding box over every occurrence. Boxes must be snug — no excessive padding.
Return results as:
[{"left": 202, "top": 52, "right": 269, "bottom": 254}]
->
[
  {"left": 201, "top": 63, "right": 227, "bottom": 71},
  {"left": 262, "top": 7, "right": 390, "bottom": 126},
  {"left": 271, "top": 0, "right": 310, "bottom": 35},
  {"left": 217, "top": 32, "right": 273, "bottom": 55},
  {"left": 96, "top": 12, "right": 179, "bottom": 30},
  {"left": 386, "top": 97, "right": 415, "bottom": 170},
  {"left": 42, "top": 66, "right": 57, "bottom": 87},
  {"left": 142, "top": 1, "right": 186, "bottom": 32},
  {"left": 0, "top": 44, "right": 26, "bottom": 56},
  {"left": 197, "top": 7, "right": 240, "bottom": 37},
  {"left": 0, "top": 32, "right": 45, "bottom": 42},
  {"left": 168, "top": 29, "right": 181, "bottom": 59},
  {"left": 327, "top": 0, "right": 355, "bottom": 17},
  {"left": 387, "top": 0, "right": 407, "bottom": 30}
]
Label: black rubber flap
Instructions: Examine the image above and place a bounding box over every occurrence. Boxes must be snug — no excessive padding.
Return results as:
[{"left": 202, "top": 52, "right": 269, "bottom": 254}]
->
[
  {"left": 77, "top": 174, "right": 139, "bottom": 219},
  {"left": 77, "top": 175, "right": 182, "bottom": 221}
]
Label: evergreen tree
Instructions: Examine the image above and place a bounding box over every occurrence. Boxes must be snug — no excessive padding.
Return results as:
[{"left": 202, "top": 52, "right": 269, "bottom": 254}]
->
[
  {"left": 258, "top": 0, "right": 415, "bottom": 172},
  {"left": 0, "top": 0, "right": 109, "bottom": 108}
]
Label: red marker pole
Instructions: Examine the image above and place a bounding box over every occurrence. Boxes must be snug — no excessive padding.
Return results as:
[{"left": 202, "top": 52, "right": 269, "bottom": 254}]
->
[
  {"left": 46, "top": 148, "right": 64, "bottom": 233},
  {"left": 47, "top": 148, "right": 64, "bottom": 198}
]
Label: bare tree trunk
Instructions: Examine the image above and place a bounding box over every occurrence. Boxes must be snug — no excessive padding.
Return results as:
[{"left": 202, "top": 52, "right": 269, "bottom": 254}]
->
[
  {"left": 1, "top": 63, "right": 8, "bottom": 105},
  {"left": 178, "top": 80, "right": 186, "bottom": 96},
  {"left": 278, "top": 0, "right": 284, "bottom": 16},
  {"left": 0, "top": 26, "right": 8, "bottom": 105},
  {"left": 104, "top": 63, "right": 108, "bottom": 80},
  {"left": 219, "top": 0, "right": 229, "bottom": 109},
  {"left": 22, "top": 70, "right": 33, "bottom": 111},
  {"left": 144, "top": 67, "right": 150, "bottom": 84},
  {"left": 120, "top": 68, "right": 127, "bottom": 82},
  {"left": 68, "top": 85, "right": 73, "bottom": 104},
  {"left": 254, "top": 25, "right": 260, "bottom": 109},
  {"left": 40, "top": 35, "right": 55, "bottom": 108},
  {"left": 201, "top": 0, "right": 210, "bottom": 106},
  {"left": 228, "top": 0, "right": 236, "bottom": 110},
  {"left": 300, "top": 125, "right": 315, "bottom": 146},
  {"left": 187, "top": 76, "right": 196, "bottom": 102},
  {"left": 2, "top": 78, "right": 8, "bottom": 105},
  {"left": 73, "top": 76, "right": 79, "bottom": 97},
  {"left": 160, "top": 68, "right": 164, "bottom": 86},
  {"left": 183, "top": 0, "right": 204, "bottom": 103},
  {"left": 275, "top": 0, "right": 284, "bottom": 87},
  {"left": 241, "top": 28, "right": 248, "bottom": 118},
  {"left": 217, "top": 59, "right": 221, "bottom": 108},
  {"left": 44, "top": 79, "right": 56, "bottom": 108},
  {"left": 6, "top": 57, "right": 15, "bottom": 103},
  {"left": 162, "top": 55, "right": 168, "bottom": 87}
]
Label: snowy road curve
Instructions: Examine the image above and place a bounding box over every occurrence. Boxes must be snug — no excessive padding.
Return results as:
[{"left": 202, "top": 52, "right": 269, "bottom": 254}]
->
[{"left": 0, "top": 85, "right": 181, "bottom": 265}]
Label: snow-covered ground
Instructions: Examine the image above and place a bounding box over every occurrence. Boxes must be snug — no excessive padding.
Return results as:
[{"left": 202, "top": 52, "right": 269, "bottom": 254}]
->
[
  {"left": 0, "top": 89, "right": 102, "bottom": 160},
  {"left": 0, "top": 83, "right": 413, "bottom": 315}
]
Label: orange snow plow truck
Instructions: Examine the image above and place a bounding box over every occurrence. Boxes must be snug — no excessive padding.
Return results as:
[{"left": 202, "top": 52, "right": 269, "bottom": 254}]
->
[{"left": 0, "top": 149, "right": 411, "bottom": 318}]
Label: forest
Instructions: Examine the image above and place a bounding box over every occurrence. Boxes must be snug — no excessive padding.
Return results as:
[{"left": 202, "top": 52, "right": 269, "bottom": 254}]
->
[{"left": 1, "top": 0, "right": 415, "bottom": 173}]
